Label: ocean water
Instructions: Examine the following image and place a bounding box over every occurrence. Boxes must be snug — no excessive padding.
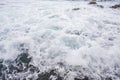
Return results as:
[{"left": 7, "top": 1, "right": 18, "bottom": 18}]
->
[{"left": 0, "top": 0, "right": 120, "bottom": 80}]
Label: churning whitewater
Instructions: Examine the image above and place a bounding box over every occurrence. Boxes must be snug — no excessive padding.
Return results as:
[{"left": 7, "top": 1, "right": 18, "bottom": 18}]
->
[{"left": 0, "top": 0, "right": 120, "bottom": 80}]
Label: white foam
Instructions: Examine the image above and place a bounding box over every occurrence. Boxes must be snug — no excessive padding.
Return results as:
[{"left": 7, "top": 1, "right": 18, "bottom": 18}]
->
[{"left": 0, "top": 0, "right": 120, "bottom": 79}]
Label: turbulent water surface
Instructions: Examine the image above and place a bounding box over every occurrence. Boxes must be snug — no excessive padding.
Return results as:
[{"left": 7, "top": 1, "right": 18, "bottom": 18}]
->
[{"left": 0, "top": 0, "right": 120, "bottom": 80}]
